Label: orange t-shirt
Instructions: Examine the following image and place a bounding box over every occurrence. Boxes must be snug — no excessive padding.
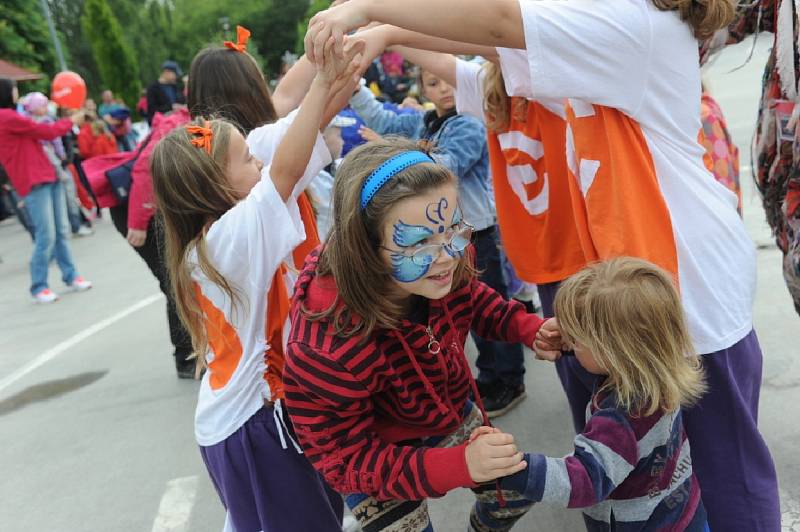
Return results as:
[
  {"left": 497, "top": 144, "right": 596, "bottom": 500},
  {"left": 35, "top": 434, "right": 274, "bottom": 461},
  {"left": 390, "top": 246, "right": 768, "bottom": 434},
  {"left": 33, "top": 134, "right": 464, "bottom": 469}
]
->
[{"left": 488, "top": 100, "right": 587, "bottom": 283}]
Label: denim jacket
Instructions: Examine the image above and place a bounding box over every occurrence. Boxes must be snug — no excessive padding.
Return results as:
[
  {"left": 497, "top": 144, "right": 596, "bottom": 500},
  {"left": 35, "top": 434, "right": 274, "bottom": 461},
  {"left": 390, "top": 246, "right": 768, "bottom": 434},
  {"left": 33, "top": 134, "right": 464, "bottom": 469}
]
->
[{"left": 350, "top": 87, "right": 496, "bottom": 231}]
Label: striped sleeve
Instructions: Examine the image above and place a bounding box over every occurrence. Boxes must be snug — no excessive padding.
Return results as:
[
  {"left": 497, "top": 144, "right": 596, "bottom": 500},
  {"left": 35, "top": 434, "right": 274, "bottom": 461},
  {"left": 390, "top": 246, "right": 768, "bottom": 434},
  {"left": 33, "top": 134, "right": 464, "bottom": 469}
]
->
[
  {"left": 525, "top": 407, "right": 638, "bottom": 508},
  {"left": 283, "top": 341, "right": 473, "bottom": 501},
  {"left": 470, "top": 279, "right": 543, "bottom": 346}
]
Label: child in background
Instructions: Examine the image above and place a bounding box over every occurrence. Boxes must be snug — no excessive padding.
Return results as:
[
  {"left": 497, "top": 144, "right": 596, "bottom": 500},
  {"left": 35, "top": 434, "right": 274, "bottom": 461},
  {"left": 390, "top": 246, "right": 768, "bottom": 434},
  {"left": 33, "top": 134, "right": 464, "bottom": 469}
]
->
[
  {"left": 282, "top": 137, "right": 561, "bottom": 532},
  {"left": 150, "top": 39, "right": 362, "bottom": 531},
  {"left": 489, "top": 258, "right": 708, "bottom": 530}
]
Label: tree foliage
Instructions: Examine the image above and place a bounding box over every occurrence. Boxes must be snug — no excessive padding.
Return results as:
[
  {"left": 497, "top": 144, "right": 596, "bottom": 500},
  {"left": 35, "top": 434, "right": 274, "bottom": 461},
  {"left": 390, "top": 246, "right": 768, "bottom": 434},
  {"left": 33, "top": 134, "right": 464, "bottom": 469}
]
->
[
  {"left": 81, "top": 0, "right": 141, "bottom": 106},
  {"left": 0, "top": 0, "right": 57, "bottom": 93},
  {"left": 5, "top": 0, "right": 315, "bottom": 103}
]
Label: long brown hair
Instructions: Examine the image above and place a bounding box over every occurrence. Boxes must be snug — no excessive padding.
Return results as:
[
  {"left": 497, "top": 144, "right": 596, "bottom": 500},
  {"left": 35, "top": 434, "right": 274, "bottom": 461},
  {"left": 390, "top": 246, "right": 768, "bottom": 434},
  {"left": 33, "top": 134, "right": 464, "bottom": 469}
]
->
[
  {"left": 652, "top": 0, "right": 736, "bottom": 39},
  {"left": 554, "top": 257, "right": 706, "bottom": 416},
  {"left": 482, "top": 61, "right": 526, "bottom": 133},
  {"left": 187, "top": 47, "right": 277, "bottom": 134},
  {"left": 310, "top": 137, "right": 475, "bottom": 338},
  {"left": 150, "top": 118, "right": 242, "bottom": 362}
]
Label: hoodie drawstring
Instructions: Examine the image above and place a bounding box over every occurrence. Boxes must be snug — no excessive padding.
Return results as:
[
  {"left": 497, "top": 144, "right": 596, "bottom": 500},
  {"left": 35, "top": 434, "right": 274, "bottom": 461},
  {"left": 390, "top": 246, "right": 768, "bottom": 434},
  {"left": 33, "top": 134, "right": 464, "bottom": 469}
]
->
[
  {"left": 393, "top": 331, "right": 456, "bottom": 421},
  {"left": 439, "top": 302, "right": 507, "bottom": 507}
]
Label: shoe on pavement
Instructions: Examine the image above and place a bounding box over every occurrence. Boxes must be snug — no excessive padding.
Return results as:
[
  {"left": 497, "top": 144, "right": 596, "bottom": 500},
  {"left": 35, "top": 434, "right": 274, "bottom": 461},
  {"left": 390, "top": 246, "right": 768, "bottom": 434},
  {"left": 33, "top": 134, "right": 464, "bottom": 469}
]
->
[
  {"left": 483, "top": 382, "right": 527, "bottom": 419},
  {"left": 176, "top": 357, "right": 198, "bottom": 379},
  {"left": 32, "top": 288, "right": 59, "bottom": 304},
  {"left": 66, "top": 276, "right": 92, "bottom": 292},
  {"left": 75, "top": 225, "right": 94, "bottom": 237},
  {"left": 475, "top": 379, "right": 498, "bottom": 402}
]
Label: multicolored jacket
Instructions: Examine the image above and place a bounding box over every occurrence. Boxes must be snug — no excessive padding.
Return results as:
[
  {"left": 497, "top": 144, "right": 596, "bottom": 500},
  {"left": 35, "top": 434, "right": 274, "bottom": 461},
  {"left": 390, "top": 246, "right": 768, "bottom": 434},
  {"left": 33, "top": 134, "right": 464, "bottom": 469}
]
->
[{"left": 506, "top": 390, "right": 703, "bottom": 531}]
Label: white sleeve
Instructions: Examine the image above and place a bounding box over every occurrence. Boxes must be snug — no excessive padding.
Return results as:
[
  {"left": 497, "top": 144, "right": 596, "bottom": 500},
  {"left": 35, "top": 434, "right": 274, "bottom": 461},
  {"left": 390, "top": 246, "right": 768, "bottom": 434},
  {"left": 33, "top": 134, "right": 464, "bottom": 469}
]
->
[
  {"left": 454, "top": 59, "right": 486, "bottom": 123},
  {"left": 496, "top": 47, "right": 534, "bottom": 99},
  {"left": 246, "top": 109, "right": 333, "bottom": 200},
  {"left": 202, "top": 166, "right": 305, "bottom": 291},
  {"left": 519, "top": 0, "right": 651, "bottom": 116}
]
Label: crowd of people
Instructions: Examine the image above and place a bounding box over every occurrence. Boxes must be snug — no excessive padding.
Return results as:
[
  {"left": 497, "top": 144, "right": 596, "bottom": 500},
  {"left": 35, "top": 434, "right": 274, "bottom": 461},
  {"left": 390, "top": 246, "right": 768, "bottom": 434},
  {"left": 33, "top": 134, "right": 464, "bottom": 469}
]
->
[{"left": 1, "top": 0, "right": 795, "bottom": 531}]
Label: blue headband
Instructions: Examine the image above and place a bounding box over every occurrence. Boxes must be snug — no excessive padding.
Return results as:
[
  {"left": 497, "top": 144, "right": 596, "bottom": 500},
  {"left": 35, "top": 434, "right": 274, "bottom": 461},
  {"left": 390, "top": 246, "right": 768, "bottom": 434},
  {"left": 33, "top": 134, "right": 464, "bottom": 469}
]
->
[{"left": 360, "top": 151, "right": 434, "bottom": 210}]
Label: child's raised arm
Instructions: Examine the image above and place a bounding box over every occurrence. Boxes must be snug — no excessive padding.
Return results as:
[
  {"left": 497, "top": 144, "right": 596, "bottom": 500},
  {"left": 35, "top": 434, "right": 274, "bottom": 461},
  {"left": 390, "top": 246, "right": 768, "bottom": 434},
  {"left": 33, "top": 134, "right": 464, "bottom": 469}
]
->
[
  {"left": 305, "top": 0, "right": 523, "bottom": 65},
  {"left": 269, "top": 37, "right": 364, "bottom": 201}
]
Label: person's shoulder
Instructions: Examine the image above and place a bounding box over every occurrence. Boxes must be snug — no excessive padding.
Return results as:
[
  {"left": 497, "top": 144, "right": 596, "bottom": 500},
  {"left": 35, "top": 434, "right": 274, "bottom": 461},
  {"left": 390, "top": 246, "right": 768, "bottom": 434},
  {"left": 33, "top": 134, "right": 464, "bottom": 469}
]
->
[{"left": 449, "top": 113, "right": 485, "bottom": 130}]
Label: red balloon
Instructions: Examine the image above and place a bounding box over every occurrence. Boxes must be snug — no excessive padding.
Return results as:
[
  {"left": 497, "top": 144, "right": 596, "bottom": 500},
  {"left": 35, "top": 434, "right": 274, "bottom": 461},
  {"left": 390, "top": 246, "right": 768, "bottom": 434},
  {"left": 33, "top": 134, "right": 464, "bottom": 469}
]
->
[{"left": 51, "top": 71, "right": 87, "bottom": 110}]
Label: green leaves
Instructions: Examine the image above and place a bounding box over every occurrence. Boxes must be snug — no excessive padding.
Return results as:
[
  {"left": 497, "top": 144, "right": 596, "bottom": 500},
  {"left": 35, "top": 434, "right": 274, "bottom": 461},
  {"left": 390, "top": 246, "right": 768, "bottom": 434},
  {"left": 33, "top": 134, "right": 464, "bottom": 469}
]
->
[{"left": 81, "top": 0, "right": 140, "bottom": 107}]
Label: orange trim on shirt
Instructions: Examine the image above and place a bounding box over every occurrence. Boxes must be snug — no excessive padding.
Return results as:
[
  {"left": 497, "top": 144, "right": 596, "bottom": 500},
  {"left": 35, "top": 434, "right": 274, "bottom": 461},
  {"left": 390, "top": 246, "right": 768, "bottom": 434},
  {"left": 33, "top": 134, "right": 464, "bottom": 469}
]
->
[
  {"left": 195, "top": 283, "right": 243, "bottom": 390},
  {"left": 264, "top": 264, "right": 291, "bottom": 400},
  {"left": 293, "top": 191, "right": 320, "bottom": 269}
]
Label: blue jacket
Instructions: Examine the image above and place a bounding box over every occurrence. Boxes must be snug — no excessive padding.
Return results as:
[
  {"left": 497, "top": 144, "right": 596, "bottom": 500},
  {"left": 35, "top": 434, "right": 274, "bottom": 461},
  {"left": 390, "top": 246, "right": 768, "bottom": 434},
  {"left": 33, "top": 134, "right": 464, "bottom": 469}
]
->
[{"left": 350, "top": 87, "right": 496, "bottom": 231}]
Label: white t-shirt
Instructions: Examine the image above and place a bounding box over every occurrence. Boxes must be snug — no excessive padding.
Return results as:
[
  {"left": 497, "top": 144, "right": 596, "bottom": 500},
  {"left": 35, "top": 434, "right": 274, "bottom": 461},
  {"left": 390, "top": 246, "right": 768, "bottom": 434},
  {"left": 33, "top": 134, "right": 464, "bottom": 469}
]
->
[
  {"left": 193, "top": 112, "right": 331, "bottom": 446},
  {"left": 509, "top": 0, "right": 755, "bottom": 353}
]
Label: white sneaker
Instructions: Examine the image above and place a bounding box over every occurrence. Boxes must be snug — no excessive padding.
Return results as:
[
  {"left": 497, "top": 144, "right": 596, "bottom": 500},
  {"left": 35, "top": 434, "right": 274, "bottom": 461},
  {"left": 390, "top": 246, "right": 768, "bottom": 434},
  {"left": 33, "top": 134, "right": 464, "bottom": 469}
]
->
[
  {"left": 75, "top": 226, "right": 94, "bottom": 237},
  {"left": 32, "top": 288, "right": 59, "bottom": 304},
  {"left": 342, "top": 515, "right": 361, "bottom": 532},
  {"left": 67, "top": 276, "right": 92, "bottom": 292}
]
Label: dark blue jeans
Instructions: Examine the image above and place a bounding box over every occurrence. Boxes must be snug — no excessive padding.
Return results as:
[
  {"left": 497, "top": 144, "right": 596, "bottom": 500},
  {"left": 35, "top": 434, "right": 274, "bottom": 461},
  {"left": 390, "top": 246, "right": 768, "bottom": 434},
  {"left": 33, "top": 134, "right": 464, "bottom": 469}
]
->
[{"left": 472, "top": 226, "right": 525, "bottom": 386}]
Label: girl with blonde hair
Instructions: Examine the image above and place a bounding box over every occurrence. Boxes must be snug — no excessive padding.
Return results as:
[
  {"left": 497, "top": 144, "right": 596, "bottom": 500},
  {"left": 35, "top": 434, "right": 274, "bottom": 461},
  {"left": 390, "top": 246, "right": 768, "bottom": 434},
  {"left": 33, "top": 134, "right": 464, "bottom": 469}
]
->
[
  {"left": 305, "top": 1, "right": 781, "bottom": 528},
  {"left": 480, "top": 257, "right": 709, "bottom": 530},
  {"left": 150, "top": 39, "right": 363, "bottom": 531}
]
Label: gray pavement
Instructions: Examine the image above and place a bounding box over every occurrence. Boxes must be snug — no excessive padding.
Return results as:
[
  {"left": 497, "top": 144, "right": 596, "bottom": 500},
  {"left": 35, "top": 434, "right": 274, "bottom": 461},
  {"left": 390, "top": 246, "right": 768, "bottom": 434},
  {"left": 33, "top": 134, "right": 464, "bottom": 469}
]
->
[{"left": 1, "top": 36, "right": 799, "bottom": 532}]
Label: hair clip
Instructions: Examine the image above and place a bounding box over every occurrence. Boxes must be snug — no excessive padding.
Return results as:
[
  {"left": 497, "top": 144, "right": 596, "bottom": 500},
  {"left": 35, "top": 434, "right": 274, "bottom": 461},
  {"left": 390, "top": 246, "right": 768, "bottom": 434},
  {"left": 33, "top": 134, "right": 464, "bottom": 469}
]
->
[
  {"left": 186, "top": 121, "right": 213, "bottom": 155},
  {"left": 224, "top": 26, "right": 251, "bottom": 53}
]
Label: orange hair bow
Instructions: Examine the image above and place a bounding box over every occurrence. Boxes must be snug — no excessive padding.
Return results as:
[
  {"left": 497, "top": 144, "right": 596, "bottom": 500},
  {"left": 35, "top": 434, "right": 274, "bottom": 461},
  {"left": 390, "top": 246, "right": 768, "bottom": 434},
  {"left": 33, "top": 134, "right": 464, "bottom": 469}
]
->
[
  {"left": 186, "top": 122, "right": 213, "bottom": 155},
  {"left": 224, "top": 26, "right": 251, "bottom": 53}
]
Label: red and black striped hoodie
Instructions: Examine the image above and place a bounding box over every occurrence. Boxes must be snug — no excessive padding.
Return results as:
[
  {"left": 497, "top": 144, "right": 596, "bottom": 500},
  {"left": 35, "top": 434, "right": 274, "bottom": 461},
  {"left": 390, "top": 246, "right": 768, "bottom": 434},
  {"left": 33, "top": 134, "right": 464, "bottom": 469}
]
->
[{"left": 283, "top": 250, "right": 544, "bottom": 501}]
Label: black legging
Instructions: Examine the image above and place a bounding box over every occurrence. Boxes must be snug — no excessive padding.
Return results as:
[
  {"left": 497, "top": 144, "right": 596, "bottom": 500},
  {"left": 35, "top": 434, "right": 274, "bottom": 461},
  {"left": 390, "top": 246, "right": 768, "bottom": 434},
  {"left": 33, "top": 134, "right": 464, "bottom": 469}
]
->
[{"left": 110, "top": 204, "right": 192, "bottom": 363}]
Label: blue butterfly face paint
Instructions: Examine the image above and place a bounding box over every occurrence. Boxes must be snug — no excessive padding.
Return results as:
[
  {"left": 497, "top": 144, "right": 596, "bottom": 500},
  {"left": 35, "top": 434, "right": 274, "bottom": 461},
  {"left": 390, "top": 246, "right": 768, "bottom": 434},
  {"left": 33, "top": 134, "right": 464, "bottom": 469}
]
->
[
  {"left": 389, "top": 253, "right": 431, "bottom": 282},
  {"left": 389, "top": 220, "right": 434, "bottom": 282},
  {"left": 392, "top": 220, "right": 434, "bottom": 247},
  {"left": 380, "top": 189, "right": 464, "bottom": 287},
  {"left": 425, "top": 197, "right": 449, "bottom": 234}
]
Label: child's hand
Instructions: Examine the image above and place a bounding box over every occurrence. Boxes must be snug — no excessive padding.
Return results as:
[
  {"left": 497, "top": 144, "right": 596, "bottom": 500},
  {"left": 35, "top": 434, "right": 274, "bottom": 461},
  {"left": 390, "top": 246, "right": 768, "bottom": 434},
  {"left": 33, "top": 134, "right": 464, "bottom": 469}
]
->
[
  {"left": 306, "top": 0, "right": 368, "bottom": 65},
  {"left": 317, "top": 35, "right": 365, "bottom": 89},
  {"left": 465, "top": 431, "right": 526, "bottom": 483},
  {"left": 358, "top": 126, "right": 382, "bottom": 142},
  {"left": 468, "top": 425, "right": 499, "bottom": 443},
  {"left": 533, "top": 318, "right": 563, "bottom": 362}
]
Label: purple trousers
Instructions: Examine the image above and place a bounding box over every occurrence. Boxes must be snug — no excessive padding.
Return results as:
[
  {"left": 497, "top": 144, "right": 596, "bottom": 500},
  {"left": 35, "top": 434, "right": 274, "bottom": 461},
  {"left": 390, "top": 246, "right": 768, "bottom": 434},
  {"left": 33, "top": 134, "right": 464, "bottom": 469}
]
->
[
  {"left": 199, "top": 404, "right": 344, "bottom": 532},
  {"left": 538, "top": 282, "right": 781, "bottom": 532}
]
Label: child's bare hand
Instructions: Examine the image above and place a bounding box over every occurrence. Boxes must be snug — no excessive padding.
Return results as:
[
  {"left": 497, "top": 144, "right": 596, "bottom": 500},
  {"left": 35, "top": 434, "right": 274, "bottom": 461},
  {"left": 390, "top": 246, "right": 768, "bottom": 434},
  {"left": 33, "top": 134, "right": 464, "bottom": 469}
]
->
[
  {"left": 306, "top": 0, "right": 368, "bottom": 64},
  {"left": 358, "top": 126, "right": 382, "bottom": 142},
  {"left": 468, "top": 425, "right": 499, "bottom": 444},
  {"left": 318, "top": 36, "right": 365, "bottom": 88},
  {"left": 533, "top": 318, "right": 563, "bottom": 361},
  {"left": 465, "top": 431, "right": 526, "bottom": 483}
]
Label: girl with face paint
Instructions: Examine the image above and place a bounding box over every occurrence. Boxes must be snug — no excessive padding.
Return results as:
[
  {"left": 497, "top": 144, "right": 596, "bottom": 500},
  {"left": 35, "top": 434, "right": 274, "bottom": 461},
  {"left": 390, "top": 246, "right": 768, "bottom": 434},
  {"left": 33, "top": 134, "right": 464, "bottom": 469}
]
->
[{"left": 282, "top": 137, "right": 562, "bottom": 532}]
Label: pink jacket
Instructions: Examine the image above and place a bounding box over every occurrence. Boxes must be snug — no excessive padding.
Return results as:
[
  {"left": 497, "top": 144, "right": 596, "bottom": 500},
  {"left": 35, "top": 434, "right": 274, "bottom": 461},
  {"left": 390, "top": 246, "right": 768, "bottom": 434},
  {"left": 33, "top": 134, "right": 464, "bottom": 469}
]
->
[{"left": 83, "top": 109, "right": 190, "bottom": 230}]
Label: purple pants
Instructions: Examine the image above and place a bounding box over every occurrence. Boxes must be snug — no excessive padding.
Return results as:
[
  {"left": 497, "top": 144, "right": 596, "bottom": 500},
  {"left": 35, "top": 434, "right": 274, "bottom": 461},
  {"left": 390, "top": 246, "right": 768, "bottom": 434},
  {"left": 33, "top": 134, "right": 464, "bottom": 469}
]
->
[
  {"left": 537, "top": 283, "right": 781, "bottom": 532},
  {"left": 199, "top": 404, "right": 344, "bottom": 532}
]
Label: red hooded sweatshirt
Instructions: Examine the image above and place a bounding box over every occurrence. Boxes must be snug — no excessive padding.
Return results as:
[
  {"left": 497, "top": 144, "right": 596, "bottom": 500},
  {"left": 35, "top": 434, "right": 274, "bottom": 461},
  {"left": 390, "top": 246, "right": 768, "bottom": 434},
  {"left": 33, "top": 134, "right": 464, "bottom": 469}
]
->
[
  {"left": 0, "top": 109, "right": 73, "bottom": 197},
  {"left": 82, "top": 109, "right": 190, "bottom": 230},
  {"left": 283, "top": 249, "right": 544, "bottom": 501}
]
